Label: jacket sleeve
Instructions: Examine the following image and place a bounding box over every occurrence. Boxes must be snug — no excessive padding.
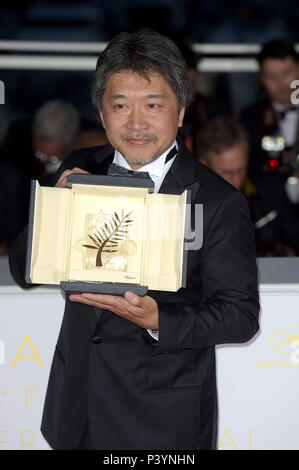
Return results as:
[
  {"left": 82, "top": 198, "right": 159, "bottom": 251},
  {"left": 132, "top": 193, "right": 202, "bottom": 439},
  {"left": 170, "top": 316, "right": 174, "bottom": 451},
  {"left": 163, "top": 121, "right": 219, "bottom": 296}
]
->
[
  {"left": 8, "top": 225, "right": 39, "bottom": 289},
  {"left": 7, "top": 149, "right": 90, "bottom": 289},
  {"left": 150, "top": 190, "right": 260, "bottom": 354}
]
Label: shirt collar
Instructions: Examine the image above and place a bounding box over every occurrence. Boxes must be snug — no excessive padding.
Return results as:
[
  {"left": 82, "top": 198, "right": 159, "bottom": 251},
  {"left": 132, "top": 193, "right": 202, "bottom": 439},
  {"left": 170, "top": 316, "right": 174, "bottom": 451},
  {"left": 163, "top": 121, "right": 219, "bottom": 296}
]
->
[
  {"left": 273, "top": 102, "right": 297, "bottom": 113},
  {"left": 113, "top": 140, "right": 177, "bottom": 177}
]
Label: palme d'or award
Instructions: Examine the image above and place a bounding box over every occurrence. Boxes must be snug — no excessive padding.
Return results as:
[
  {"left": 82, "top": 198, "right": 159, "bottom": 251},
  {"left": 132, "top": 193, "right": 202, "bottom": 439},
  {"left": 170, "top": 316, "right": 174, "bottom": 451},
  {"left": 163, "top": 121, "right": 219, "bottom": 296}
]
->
[{"left": 25, "top": 170, "right": 190, "bottom": 295}]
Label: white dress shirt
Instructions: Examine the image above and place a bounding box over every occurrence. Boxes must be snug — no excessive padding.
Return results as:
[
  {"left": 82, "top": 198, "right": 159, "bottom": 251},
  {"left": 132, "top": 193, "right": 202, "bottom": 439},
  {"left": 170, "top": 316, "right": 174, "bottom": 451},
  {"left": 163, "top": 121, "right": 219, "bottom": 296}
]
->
[
  {"left": 112, "top": 140, "right": 178, "bottom": 341},
  {"left": 273, "top": 102, "right": 298, "bottom": 147}
]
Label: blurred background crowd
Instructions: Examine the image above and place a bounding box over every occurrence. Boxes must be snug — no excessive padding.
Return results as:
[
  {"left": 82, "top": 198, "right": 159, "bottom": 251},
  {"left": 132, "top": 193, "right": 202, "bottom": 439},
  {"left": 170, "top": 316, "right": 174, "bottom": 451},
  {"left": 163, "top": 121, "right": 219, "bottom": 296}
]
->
[{"left": 0, "top": 0, "right": 299, "bottom": 258}]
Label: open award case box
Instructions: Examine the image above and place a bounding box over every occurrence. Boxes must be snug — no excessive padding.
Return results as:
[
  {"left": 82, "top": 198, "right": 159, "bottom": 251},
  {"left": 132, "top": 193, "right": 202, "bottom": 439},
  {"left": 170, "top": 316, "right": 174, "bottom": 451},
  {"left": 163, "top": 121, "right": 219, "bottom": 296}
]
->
[{"left": 25, "top": 172, "right": 190, "bottom": 295}]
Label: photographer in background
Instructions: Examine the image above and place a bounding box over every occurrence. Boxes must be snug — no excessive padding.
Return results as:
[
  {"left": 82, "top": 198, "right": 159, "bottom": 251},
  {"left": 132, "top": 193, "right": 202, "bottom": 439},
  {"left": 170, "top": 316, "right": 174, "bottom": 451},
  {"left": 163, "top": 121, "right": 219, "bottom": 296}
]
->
[
  {"left": 240, "top": 39, "right": 299, "bottom": 178},
  {"left": 197, "top": 117, "right": 299, "bottom": 257}
]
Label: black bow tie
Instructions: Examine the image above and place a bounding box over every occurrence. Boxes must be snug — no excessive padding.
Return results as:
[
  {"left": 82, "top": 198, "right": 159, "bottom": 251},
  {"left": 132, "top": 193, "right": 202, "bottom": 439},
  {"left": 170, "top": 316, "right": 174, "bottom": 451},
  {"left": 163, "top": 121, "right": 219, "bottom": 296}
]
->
[
  {"left": 107, "top": 146, "right": 177, "bottom": 177},
  {"left": 276, "top": 106, "right": 297, "bottom": 120},
  {"left": 164, "top": 146, "right": 178, "bottom": 163}
]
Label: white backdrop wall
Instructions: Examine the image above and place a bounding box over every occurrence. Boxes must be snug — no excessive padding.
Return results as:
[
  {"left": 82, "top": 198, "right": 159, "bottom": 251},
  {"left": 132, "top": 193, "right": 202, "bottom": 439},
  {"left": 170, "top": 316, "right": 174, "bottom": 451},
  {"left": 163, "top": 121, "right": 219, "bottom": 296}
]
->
[{"left": 0, "top": 284, "right": 299, "bottom": 450}]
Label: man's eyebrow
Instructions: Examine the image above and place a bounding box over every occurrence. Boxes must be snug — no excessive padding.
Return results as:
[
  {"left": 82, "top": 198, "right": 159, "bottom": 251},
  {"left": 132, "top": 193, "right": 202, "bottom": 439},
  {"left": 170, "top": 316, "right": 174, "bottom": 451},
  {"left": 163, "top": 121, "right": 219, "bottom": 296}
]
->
[
  {"left": 144, "top": 94, "right": 165, "bottom": 99},
  {"left": 109, "top": 94, "right": 127, "bottom": 100},
  {"left": 109, "top": 93, "right": 166, "bottom": 100}
]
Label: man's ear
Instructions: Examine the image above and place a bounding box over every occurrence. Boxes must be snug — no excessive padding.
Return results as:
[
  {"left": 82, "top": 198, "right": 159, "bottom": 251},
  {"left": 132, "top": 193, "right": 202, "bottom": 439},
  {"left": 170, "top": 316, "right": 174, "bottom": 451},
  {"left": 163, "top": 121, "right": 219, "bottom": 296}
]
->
[
  {"left": 99, "top": 108, "right": 105, "bottom": 129},
  {"left": 178, "top": 106, "right": 185, "bottom": 127}
]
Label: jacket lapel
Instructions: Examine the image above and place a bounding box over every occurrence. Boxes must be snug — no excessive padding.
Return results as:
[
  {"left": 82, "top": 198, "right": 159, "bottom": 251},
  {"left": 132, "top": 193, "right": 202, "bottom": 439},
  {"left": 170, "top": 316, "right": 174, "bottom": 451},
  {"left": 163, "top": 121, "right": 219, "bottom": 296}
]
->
[
  {"left": 86, "top": 145, "right": 115, "bottom": 175},
  {"left": 158, "top": 168, "right": 182, "bottom": 194},
  {"left": 159, "top": 136, "right": 200, "bottom": 200}
]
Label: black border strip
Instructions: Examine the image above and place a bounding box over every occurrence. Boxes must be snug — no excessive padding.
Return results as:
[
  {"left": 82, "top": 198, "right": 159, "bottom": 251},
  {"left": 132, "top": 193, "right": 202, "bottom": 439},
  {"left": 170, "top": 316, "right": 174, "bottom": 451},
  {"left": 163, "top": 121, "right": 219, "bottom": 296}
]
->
[
  {"left": 60, "top": 281, "right": 148, "bottom": 296},
  {"left": 182, "top": 189, "right": 192, "bottom": 288},
  {"left": 66, "top": 173, "right": 154, "bottom": 191},
  {"left": 25, "top": 180, "right": 36, "bottom": 283}
]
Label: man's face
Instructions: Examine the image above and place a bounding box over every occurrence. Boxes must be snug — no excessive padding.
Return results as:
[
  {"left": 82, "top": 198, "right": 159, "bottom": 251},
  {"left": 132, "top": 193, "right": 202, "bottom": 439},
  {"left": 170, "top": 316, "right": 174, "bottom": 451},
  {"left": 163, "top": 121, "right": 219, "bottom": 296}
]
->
[
  {"left": 204, "top": 142, "right": 248, "bottom": 190},
  {"left": 99, "top": 70, "right": 185, "bottom": 169},
  {"left": 261, "top": 56, "right": 298, "bottom": 107}
]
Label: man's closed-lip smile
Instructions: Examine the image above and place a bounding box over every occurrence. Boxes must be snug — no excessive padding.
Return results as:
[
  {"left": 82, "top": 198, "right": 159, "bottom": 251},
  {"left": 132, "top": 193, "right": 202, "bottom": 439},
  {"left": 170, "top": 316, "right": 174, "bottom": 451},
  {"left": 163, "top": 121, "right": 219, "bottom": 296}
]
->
[{"left": 127, "top": 138, "right": 152, "bottom": 145}]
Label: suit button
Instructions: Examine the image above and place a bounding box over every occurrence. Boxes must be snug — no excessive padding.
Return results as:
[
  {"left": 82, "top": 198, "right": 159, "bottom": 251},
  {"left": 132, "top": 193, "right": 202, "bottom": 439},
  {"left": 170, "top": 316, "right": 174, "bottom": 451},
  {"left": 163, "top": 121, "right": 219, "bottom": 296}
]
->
[{"left": 92, "top": 336, "right": 102, "bottom": 344}]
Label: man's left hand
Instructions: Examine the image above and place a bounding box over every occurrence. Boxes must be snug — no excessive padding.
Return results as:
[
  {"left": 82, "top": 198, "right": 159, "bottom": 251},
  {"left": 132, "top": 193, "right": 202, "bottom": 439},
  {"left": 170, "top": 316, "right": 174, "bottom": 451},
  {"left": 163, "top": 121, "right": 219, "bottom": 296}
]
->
[{"left": 69, "top": 291, "right": 159, "bottom": 330}]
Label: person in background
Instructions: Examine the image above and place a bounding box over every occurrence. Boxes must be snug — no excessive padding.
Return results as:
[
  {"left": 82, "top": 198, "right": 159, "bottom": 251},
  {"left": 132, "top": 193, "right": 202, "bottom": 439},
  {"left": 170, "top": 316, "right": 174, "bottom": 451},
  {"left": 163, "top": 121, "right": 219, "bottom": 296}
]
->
[
  {"left": 240, "top": 39, "right": 299, "bottom": 177},
  {"left": 0, "top": 99, "right": 80, "bottom": 186},
  {"left": 197, "top": 117, "right": 299, "bottom": 257}
]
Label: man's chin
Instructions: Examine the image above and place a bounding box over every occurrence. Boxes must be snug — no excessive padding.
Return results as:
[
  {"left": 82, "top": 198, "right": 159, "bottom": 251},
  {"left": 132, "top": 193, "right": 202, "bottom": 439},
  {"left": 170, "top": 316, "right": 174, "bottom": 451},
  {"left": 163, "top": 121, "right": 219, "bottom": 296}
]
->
[
  {"left": 119, "top": 146, "right": 160, "bottom": 167},
  {"left": 124, "top": 155, "right": 158, "bottom": 167}
]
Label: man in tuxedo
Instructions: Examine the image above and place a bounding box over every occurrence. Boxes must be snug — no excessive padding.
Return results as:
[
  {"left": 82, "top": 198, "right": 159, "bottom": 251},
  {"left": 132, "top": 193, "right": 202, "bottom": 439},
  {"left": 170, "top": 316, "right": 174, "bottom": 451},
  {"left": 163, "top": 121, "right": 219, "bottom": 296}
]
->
[
  {"left": 9, "top": 29, "right": 260, "bottom": 450},
  {"left": 240, "top": 39, "right": 299, "bottom": 176},
  {"left": 197, "top": 117, "right": 299, "bottom": 257}
]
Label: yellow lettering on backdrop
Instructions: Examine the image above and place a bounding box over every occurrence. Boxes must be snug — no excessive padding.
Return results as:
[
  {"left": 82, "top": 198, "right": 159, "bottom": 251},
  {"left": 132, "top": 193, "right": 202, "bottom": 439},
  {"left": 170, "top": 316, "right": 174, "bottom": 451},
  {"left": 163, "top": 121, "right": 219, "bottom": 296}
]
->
[
  {"left": 218, "top": 429, "right": 253, "bottom": 450},
  {"left": 25, "top": 388, "right": 40, "bottom": 411},
  {"left": 218, "top": 428, "right": 238, "bottom": 450},
  {"left": 11, "top": 335, "right": 43, "bottom": 369},
  {"left": 0, "top": 431, "right": 8, "bottom": 445},
  {"left": 21, "top": 430, "right": 36, "bottom": 449},
  {"left": 249, "top": 429, "right": 252, "bottom": 450}
]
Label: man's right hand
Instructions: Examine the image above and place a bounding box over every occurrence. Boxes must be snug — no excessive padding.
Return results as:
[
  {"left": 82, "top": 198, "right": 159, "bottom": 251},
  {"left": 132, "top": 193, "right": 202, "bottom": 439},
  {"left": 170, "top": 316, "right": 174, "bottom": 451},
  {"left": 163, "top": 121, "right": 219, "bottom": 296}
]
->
[{"left": 55, "top": 167, "right": 90, "bottom": 188}]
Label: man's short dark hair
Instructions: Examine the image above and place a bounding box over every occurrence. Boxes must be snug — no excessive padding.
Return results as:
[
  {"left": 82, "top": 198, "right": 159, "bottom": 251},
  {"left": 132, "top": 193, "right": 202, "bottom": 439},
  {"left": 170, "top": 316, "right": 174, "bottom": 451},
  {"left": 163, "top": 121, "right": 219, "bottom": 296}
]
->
[
  {"left": 257, "top": 38, "right": 299, "bottom": 67},
  {"left": 91, "top": 29, "right": 191, "bottom": 113},
  {"left": 196, "top": 118, "right": 249, "bottom": 161}
]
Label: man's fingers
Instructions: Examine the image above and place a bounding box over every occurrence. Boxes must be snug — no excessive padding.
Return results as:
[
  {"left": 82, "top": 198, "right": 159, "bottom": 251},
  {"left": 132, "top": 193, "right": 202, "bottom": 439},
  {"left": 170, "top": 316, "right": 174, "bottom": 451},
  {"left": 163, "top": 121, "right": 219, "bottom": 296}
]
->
[
  {"left": 69, "top": 292, "right": 158, "bottom": 329},
  {"left": 55, "top": 167, "right": 90, "bottom": 188},
  {"left": 69, "top": 294, "right": 115, "bottom": 310},
  {"left": 69, "top": 294, "right": 136, "bottom": 319},
  {"left": 124, "top": 291, "right": 141, "bottom": 307},
  {"left": 70, "top": 292, "right": 142, "bottom": 314},
  {"left": 82, "top": 292, "right": 143, "bottom": 313}
]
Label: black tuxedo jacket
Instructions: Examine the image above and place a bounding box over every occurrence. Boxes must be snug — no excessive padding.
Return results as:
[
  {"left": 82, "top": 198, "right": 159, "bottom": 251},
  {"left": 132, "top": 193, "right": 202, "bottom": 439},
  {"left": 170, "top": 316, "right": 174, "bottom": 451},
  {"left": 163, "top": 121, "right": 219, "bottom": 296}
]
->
[
  {"left": 240, "top": 97, "right": 272, "bottom": 172},
  {"left": 243, "top": 172, "right": 299, "bottom": 256},
  {"left": 9, "top": 138, "right": 260, "bottom": 450},
  {"left": 239, "top": 96, "right": 299, "bottom": 173}
]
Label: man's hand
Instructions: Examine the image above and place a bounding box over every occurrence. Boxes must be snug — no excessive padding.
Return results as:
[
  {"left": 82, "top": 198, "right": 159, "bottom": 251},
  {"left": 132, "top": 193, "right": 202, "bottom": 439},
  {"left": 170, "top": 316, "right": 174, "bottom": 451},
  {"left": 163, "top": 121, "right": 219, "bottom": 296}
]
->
[
  {"left": 55, "top": 167, "right": 90, "bottom": 188},
  {"left": 69, "top": 291, "right": 159, "bottom": 330},
  {"left": 58, "top": 168, "right": 159, "bottom": 329}
]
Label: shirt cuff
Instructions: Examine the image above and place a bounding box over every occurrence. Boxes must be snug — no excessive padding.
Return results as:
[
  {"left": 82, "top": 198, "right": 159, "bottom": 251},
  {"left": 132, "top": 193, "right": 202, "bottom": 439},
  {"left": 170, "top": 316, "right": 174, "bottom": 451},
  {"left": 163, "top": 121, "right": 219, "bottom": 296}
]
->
[{"left": 147, "top": 329, "right": 159, "bottom": 341}]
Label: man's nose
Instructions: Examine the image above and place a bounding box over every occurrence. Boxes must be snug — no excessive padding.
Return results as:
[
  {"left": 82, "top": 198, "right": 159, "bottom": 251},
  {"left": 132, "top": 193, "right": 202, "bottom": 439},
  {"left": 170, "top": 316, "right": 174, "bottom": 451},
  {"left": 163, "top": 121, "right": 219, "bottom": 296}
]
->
[{"left": 127, "top": 107, "right": 148, "bottom": 130}]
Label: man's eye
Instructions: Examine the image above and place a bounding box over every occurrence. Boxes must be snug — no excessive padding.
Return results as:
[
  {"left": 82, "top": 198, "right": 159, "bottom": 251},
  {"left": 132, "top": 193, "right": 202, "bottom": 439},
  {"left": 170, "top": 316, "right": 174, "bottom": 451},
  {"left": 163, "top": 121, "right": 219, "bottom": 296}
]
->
[
  {"left": 148, "top": 103, "right": 159, "bottom": 109},
  {"left": 114, "top": 104, "right": 126, "bottom": 110}
]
